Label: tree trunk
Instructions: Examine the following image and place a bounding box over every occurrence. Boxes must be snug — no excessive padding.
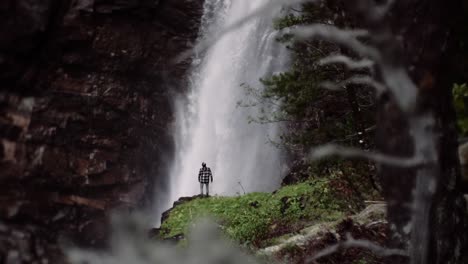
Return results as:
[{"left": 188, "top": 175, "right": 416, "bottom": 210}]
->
[
  {"left": 364, "top": 0, "right": 468, "bottom": 263},
  {"left": 342, "top": 0, "right": 468, "bottom": 263}
]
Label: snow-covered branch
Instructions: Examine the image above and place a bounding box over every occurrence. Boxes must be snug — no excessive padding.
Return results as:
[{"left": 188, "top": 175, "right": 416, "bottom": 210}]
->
[
  {"left": 309, "top": 144, "right": 424, "bottom": 168},
  {"left": 354, "top": 0, "right": 396, "bottom": 22},
  {"left": 320, "top": 76, "right": 386, "bottom": 95},
  {"left": 319, "top": 55, "right": 374, "bottom": 71},
  {"left": 290, "top": 25, "right": 380, "bottom": 60}
]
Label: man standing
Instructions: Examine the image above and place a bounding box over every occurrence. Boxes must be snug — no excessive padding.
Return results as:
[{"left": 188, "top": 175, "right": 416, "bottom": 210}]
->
[{"left": 198, "top": 162, "right": 213, "bottom": 196}]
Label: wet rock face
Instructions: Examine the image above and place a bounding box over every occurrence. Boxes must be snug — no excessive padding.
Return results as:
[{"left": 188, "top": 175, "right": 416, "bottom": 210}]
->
[{"left": 0, "top": 0, "right": 203, "bottom": 262}]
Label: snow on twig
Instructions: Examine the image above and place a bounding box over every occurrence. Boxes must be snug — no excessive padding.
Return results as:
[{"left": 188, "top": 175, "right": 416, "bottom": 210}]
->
[
  {"left": 380, "top": 65, "right": 418, "bottom": 112},
  {"left": 355, "top": 0, "right": 396, "bottom": 22},
  {"left": 293, "top": 24, "right": 418, "bottom": 111},
  {"left": 318, "top": 55, "right": 374, "bottom": 70},
  {"left": 290, "top": 25, "right": 380, "bottom": 60},
  {"left": 320, "top": 76, "right": 386, "bottom": 95},
  {"left": 309, "top": 144, "right": 424, "bottom": 168}
]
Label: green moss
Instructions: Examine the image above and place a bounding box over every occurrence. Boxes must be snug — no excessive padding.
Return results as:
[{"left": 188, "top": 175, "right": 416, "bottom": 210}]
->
[
  {"left": 160, "top": 178, "right": 346, "bottom": 245},
  {"left": 352, "top": 258, "right": 370, "bottom": 264},
  {"left": 452, "top": 83, "right": 468, "bottom": 136}
]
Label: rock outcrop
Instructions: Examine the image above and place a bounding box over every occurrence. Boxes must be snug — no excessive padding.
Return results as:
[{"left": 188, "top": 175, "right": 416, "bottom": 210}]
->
[
  {"left": 0, "top": 0, "right": 204, "bottom": 262},
  {"left": 258, "top": 203, "right": 389, "bottom": 263}
]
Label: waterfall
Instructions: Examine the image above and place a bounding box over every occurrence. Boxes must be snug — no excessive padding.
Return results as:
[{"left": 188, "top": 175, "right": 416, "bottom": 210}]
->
[{"left": 160, "top": 0, "right": 289, "bottom": 220}]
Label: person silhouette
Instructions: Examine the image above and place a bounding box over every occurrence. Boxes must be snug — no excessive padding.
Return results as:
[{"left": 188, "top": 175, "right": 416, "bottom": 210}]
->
[{"left": 198, "top": 162, "right": 213, "bottom": 196}]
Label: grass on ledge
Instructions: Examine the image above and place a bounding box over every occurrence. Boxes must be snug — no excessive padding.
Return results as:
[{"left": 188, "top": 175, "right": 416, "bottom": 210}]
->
[{"left": 159, "top": 178, "right": 347, "bottom": 246}]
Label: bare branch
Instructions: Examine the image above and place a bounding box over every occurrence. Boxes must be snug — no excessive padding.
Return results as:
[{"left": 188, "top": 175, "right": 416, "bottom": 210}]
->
[
  {"left": 308, "top": 144, "right": 423, "bottom": 168},
  {"left": 331, "top": 126, "right": 376, "bottom": 143},
  {"left": 363, "top": 0, "right": 396, "bottom": 22},
  {"left": 291, "top": 24, "right": 417, "bottom": 112},
  {"left": 318, "top": 54, "right": 374, "bottom": 70},
  {"left": 308, "top": 233, "right": 408, "bottom": 263},
  {"left": 374, "top": 0, "right": 395, "bottom": 19},
  {"left": 381, "top": 65, "right": 418, "bottom": 112},
  {"left": 320, "top": 76, "right": 386, "bottom": 95},
  {"left": 290, "top": 25, "right": 381, "bottom": 60}
]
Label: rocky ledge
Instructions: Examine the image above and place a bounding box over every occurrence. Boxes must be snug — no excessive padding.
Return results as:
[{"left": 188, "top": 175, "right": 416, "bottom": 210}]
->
[{"left": 155, "top": 193, "right": 390, "bottom": 264}]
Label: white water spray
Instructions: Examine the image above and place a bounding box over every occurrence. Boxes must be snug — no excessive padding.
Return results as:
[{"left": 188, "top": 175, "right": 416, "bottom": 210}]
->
[{"left": 162, "top": 0, "right": 289, "bottom": 216}]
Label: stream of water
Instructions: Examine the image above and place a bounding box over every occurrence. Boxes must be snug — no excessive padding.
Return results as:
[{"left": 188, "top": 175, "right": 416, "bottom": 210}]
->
[{"left": 157, "top": 0, "right": 289, "bottom": 223}]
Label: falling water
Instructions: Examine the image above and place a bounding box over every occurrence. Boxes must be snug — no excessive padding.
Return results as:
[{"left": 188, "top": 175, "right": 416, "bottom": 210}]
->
[{"left": 161, "top": 0, "right": 289, "bottom": 218}]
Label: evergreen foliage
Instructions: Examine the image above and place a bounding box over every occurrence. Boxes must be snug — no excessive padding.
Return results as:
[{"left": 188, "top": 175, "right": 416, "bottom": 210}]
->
[
  {"left": 243, "top": 3, "right": 378, "bottom": 194},
  {"left": 245, "top": 4, "right": 376, "bottom": 152}
]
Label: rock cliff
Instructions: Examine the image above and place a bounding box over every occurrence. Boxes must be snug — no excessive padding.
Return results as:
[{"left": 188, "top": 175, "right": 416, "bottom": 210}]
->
[{"left": 0, "top": 0, "right": 204, "bottom": 262}]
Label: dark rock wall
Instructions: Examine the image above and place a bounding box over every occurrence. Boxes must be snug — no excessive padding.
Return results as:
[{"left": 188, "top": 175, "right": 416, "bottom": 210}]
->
[{"left": 0, "top": 0, "right": 204, "bottom": 262}]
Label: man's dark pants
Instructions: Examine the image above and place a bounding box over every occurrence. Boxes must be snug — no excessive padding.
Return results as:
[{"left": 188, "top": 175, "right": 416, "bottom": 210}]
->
[{"left": 200, "top": 182, "right": 210, "bottom": 196}]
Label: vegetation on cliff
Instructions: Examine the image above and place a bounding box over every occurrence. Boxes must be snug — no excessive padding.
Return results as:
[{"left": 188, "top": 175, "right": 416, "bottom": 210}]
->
[
  {"left": 159, "top": 178, "right": 352, "bottom": 246},
  {"left": 157, "top": 184, "right": 389, "bottom": 264}
]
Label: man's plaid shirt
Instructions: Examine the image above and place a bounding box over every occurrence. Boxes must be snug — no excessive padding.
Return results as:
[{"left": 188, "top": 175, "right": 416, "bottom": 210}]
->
[{"left": 198, "top": 166, "right": 213, "bottom": 184}]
